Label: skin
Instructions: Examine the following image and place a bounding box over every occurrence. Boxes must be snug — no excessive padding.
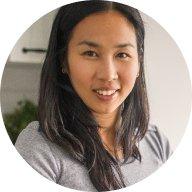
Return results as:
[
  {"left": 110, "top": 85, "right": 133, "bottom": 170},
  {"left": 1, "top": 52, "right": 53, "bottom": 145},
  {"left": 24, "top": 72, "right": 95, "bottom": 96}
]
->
[{"left": 67, "top": 11, "right": 139, "bottom": 156}]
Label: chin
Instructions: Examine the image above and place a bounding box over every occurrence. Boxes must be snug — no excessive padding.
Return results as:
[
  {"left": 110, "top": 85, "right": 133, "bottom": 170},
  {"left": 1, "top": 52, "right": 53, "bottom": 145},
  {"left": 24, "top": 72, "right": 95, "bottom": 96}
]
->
[{"left": 94, "top": 106, "right": 119, "bottom": 115}]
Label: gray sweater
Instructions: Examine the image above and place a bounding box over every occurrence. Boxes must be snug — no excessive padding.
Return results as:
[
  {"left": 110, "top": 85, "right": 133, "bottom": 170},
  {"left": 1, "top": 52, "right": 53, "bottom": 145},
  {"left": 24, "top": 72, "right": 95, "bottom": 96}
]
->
[{"left": 15, "top": 121, "right": 172, "bottom": 191}]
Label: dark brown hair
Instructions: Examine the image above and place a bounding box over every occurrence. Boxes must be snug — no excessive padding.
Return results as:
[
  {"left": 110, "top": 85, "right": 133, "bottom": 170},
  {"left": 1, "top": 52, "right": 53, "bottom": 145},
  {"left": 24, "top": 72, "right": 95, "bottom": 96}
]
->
[{"left": 38, "top": 1, "right": 149, "bottom": 191}]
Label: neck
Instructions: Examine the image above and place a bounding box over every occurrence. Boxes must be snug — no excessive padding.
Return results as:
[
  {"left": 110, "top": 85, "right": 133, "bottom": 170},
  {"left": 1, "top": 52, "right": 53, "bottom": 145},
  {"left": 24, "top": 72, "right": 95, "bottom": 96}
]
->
[
  {"left": 92, "top": 107, "right": 123, "bottom": 158},
  {"left": 92, "top": 108, "right": 119, "bottom": 132}
]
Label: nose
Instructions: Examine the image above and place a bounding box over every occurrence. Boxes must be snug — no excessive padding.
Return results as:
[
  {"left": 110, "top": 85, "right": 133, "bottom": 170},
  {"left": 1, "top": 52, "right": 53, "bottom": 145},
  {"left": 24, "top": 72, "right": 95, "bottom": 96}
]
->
[{"left": 96, "top": 57, "right": 118, "bottom": 82}]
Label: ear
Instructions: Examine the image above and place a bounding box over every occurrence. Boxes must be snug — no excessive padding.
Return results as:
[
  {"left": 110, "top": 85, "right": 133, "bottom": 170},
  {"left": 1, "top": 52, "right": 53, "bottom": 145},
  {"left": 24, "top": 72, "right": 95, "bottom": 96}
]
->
[
  {"left": 136, "top": 73, "right": 139, "bottom": 78},
  {"left": 62, "top": 67, "right": 68, "bottom": 74},
  {"left": 136, "top": 64, "right": 140, "bottom": 78},
  {"left": 61, "top": 60, "right": 69, "bottom": 74},
  {"left": 61, "top": 55, "right": 70, "bottom": 74}
]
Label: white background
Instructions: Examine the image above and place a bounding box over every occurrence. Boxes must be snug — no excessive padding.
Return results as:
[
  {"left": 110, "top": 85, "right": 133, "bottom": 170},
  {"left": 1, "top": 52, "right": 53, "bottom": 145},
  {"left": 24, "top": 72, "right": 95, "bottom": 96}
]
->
[{"left": 0, "top": 0, "right": 192, "bottom": 192}]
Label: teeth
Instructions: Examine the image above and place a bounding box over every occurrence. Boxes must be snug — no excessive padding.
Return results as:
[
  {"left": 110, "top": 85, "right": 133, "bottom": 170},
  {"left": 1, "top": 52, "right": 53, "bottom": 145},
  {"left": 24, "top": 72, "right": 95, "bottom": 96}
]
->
[{"left": 96, "top": 90, "right": 116, "bottom": 96}]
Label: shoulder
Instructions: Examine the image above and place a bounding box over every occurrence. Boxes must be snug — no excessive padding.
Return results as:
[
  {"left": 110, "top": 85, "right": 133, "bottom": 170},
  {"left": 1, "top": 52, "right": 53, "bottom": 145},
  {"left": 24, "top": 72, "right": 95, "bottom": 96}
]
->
[
  {"left": 15, "top": 121, "right": 62, "bottom": 182},
  {"left": 16, "top": 121, "right": 41, "bottom": 142},
  {"left": 140, "top": 124, "right": 173, "bottom": 162},
  {"left": 15, "top": 121, "right": 49, "bottom": 155}
]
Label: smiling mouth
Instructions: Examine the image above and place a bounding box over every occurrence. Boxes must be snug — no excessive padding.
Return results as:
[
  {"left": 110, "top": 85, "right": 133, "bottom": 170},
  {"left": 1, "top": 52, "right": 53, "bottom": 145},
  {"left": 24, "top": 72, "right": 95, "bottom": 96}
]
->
[
  {"left": 93, "top": 88, "right": 120, "bottom": 95},
  {"left": 93, "top": 89, "right": 120, "bottom": 101},
  {"left": 96, "top": 89, "right": 117, "bottom": 96}
]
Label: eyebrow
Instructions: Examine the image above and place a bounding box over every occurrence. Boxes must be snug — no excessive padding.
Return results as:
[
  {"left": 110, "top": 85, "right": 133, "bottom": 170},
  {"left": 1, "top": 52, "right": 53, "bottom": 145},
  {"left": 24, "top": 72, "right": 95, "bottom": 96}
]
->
[{"left": 77, "top": 40, "right": 135, "bottom": 48}]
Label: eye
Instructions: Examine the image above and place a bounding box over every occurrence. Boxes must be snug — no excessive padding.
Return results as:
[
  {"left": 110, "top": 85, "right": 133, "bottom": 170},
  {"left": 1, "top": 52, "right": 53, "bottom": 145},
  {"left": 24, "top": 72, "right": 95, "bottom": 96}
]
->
[
  {"left": 81, "top": 50, "right": 98, "bottom": 57},
  {"left": 116, "top": 52, "right": 130, "bottom": 59}
]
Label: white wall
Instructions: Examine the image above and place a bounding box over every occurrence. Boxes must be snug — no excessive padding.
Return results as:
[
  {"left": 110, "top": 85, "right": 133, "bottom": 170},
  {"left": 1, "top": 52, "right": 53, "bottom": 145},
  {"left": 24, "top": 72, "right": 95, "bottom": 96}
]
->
[
  {"left": 1, "top": 62, "right": 41, "bottom": 113},
  {"left": 142, "top": 12, "right": 191, "bottom": 149},
  {"left": 0, "top": 9, "right": 191, "bottom": 150},
  {"left": 8, "top": 10, "right": 56, "bottom": 63}
]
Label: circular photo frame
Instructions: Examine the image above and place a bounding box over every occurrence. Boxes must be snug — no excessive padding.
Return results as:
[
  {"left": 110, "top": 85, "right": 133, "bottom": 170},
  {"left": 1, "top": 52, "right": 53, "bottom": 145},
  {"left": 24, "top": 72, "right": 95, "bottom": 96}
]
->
[{"left": 0, "top": 1, "right": 191, "bottom": 192}]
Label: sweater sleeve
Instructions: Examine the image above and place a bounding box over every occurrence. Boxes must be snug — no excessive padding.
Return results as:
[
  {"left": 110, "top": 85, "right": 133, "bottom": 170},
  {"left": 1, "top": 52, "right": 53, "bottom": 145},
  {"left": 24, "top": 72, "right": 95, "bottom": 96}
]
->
[
  {"left": 153, "top": 125, "right": 173, "bottom": 162},
  {"left": 145, "top": 124, "right": 173, "bottom": 163},
  {"left": 15, "top": 121, "right": 60, "bottom": 183}
]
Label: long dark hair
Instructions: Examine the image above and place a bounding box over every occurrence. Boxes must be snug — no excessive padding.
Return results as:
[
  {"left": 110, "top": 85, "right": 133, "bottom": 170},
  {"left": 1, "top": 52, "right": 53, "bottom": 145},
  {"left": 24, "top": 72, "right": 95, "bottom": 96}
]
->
[{"left": 38, "top": 1, "right": 149, "bottom": 191}]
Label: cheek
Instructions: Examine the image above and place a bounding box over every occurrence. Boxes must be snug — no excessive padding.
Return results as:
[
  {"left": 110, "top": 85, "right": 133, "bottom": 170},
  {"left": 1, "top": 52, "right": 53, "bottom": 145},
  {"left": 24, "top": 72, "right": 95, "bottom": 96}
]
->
[
  {"left": 121, "top": 64, "right": 139, "bottom": 90},
  {"left": 69, "top": 67, "right": 87, "bottom": 90},
  {"left": 68, "top": 56, "right": 93, "bottom": 90}
]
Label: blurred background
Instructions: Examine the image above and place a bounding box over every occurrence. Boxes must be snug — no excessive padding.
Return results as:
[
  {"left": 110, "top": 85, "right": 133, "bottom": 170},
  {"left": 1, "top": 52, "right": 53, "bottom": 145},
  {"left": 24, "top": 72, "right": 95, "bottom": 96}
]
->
[{"left": 0, "top": 9, "right": 191, "bottom": 149}]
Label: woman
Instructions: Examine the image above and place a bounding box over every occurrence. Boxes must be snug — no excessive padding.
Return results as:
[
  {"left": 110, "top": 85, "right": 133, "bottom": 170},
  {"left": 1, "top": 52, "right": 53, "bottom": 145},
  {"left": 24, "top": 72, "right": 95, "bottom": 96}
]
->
[{"left": 15, "top": 1, "right": 172, "bottom": 191}]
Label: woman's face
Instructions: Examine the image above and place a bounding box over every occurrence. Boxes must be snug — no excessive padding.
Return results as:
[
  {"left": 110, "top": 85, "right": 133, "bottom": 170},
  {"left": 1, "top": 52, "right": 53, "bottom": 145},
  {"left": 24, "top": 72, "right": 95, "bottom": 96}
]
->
[{"left": 67, "top": 11, "right": 139, "bottom": 115}]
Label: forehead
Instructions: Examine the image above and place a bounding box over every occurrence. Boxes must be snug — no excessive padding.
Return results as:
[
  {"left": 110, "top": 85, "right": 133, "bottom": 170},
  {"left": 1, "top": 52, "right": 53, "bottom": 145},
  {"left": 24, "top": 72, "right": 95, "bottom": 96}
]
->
[{"left": 69, "top": 11, "right": 137, "bottom": 47}]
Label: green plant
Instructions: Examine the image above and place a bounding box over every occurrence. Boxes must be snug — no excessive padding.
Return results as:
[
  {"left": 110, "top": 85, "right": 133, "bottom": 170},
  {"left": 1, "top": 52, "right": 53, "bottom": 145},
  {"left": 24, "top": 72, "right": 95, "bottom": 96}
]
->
[{"left": 3, "top": 99, "right": 38, "bottom": 145}]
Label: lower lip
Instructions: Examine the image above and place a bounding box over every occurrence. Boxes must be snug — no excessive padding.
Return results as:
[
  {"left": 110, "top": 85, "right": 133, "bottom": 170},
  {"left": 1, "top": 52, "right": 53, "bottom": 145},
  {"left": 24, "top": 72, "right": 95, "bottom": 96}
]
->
[{"left": 94, "top": 90, "right": 118, "bottom": 101}]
